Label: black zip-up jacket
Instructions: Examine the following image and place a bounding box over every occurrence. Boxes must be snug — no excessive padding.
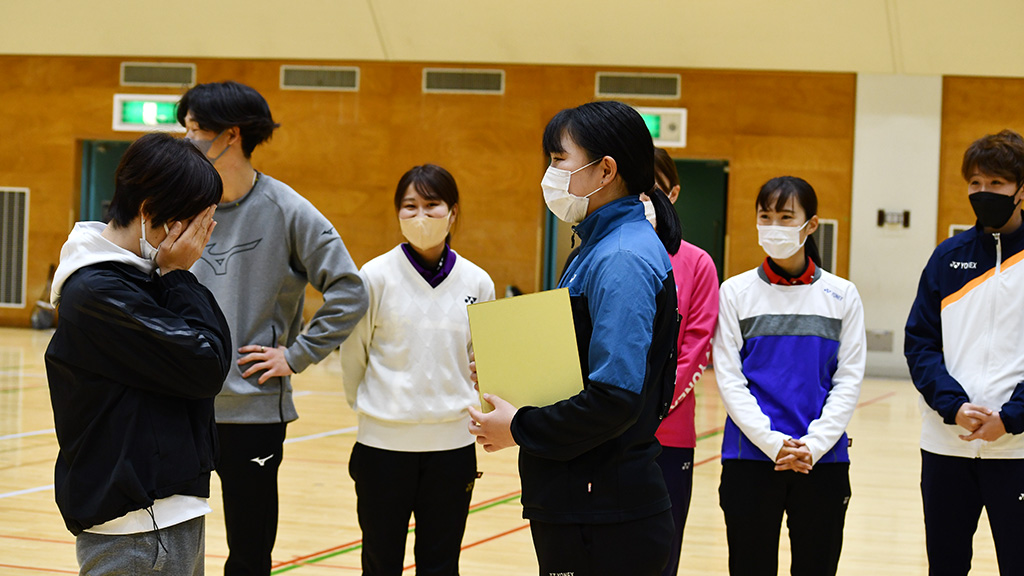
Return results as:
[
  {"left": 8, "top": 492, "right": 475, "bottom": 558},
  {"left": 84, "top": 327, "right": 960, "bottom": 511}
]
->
[{"left": 45, "top": 261, "right": 231, "bottom": 535}]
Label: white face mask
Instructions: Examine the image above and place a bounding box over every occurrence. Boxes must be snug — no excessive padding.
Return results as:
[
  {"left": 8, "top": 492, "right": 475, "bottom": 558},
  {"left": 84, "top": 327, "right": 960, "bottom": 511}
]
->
[
  {"left": 757, "top": 221, "right": 809, "bottom": 260},
  {"left": 400, "top": 211, "right": 451, "bottom": 251},
  {"left": 140, "top": 218, "right": 170, "bottom": 261},
  {"left": 642, "top": 198, "right": 657, "bottom": 229},
  {"left": 542, "top": 158, "right": 604, "bottom": 225}
]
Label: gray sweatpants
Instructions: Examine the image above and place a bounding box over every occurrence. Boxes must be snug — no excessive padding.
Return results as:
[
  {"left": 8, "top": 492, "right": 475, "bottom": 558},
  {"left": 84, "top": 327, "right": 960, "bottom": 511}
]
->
[{"left": 76, "top": 515, "right": 205, "bottom": 576}]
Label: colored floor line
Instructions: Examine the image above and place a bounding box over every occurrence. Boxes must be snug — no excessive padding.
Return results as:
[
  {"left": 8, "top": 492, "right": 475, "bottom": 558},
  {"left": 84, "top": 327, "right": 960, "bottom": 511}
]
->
[
  {"left": 0, "top": 563, "right": 77, "bottom": 574},
  {"left": 269, "top": 492, "right": 524, "bottom": 573}
]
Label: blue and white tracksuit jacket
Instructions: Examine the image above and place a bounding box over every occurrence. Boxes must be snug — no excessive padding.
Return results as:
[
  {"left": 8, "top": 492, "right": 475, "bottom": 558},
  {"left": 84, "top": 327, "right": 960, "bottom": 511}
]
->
[
  {"left": 511, "top": 196, "right": 676, "bottom": 524},
  {"left": 714, "top": 266, "right": 866, "bottom": 464},
  {"left": 905, "top": 222, "right": 1024, "bottom": 459}
]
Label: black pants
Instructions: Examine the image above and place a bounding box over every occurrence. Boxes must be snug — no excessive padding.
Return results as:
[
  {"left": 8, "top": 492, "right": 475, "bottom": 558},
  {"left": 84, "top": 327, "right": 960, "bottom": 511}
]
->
[
  {"left": 349, "top": 442, "right": 477, "bottom": 576},
  {"left": 216, "top": 422, "right": 287, "bottom": 576},
  {"left": 719, "top": 459, "right": 850, "bottom": 576},
  {"left": 529, "top": 510, "right": 673, "bottom": 576},
  {"left": 921, "top": 450, "right": 1024, "bottom": 576},
  {"left": 656, "top": 446, "right": 694, "bottom": 576}
]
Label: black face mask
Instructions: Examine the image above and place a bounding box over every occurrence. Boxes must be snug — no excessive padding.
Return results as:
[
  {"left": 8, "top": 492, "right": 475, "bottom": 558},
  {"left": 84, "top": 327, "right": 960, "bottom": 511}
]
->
[{"left": 970, "top": 191, "right": 1022, "bottom": 229}]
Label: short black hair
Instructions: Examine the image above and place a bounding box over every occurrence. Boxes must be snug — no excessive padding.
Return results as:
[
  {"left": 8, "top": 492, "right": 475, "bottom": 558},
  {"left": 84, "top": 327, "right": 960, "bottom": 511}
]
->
[
  {"left": 107, "top": 132, "right": 223, "bottom": 228},
  {"left": 542, "top": 101, "right": 656, "bottom": 196},
  {"left": 961, "top": 129, "right": 1024, "bottom": 187},
  {"left": 177, "top": 81, "right": 280, "bottom": 158}
]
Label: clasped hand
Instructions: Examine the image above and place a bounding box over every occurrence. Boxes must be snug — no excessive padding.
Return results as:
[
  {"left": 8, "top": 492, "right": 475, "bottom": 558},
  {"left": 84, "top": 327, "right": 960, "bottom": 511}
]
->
[
  {"left": 955, "top": 402, "right": 1006, "bottom": 442},
  {"left": 775, "top": 438, "right": 813, "bottom": 474}
]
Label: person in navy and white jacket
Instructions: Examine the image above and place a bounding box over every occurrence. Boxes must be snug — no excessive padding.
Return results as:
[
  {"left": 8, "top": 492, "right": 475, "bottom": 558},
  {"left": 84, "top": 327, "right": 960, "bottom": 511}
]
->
[
  {"left": 714, "top": 176, "right": 866, "bottom": 576},
  {"left": 906, "top": 129, "right": 1024, "bottom": 576}
]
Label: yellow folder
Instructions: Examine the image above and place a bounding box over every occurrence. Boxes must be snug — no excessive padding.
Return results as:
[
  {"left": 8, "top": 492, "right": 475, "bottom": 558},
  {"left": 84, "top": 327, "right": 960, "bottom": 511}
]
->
[{"left": 467, "top": 288, "right": 585, "bottom": 413}]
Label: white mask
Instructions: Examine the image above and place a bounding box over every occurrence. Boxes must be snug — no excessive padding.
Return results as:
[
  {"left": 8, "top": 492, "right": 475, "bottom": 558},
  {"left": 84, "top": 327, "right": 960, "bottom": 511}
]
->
[
  {"left": 400, "top": 211, "right": 451, "bottom": 251},
  {"left": 140, "top": 218, "right": 170, "bottom": 261},
  {"left": 642, "top": 198, "right": 657, "bottom": 229},
  {"left": 542, "top": 158, "right": 604, "bottom": 225},
  {"left": 757, "top": 221, "right": 809, "bottom": 260}
]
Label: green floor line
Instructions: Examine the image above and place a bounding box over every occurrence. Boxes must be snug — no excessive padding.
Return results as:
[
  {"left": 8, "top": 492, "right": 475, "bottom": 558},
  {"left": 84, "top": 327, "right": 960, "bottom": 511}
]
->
[
  {"left": 695, "top": 428, "right": 725, "bottom": 442},
  {"left": 269, "top": 493, "right": 522, "bottom": 574}
]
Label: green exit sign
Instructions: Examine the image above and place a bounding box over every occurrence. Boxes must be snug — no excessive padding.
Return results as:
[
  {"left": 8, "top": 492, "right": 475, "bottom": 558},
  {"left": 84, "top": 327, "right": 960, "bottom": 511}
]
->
[
  {"left": 112, "top": 94, "right": 185, "bottom": 133},
  {"left": 640, "top": 113, "right": 662, "bottom": 139}
]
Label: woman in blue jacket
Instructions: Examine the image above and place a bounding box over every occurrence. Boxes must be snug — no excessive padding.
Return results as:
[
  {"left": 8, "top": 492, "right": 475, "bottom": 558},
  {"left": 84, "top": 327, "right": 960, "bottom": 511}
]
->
[{"left": 469, "top": 100, "right": 678, "bottom": 576}]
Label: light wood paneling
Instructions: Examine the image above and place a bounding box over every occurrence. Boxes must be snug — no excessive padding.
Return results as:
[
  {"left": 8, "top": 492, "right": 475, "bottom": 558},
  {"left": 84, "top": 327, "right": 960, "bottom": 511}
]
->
[
  {"left": 0, "top": 55, "right": 855, "bottom": 326},
  {"left": 938, "top": 76, "right": 1024, "bottom": 244}
]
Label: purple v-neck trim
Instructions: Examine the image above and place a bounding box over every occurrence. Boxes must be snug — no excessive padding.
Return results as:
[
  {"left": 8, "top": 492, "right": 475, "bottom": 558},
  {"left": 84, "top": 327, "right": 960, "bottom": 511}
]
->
[{"left": 401, "top": 243, "right": 457, "bottom": 288}]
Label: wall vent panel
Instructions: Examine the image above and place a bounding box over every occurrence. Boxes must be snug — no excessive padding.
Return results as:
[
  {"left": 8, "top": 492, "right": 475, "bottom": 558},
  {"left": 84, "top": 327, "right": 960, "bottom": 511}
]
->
[
  {"left": 423, "top": 69, "right": 504, "bottom": 94},
  {"left": 596, "top": 72, "right": 680, "bottom": 99},
  {"left": 0, "top": 188, "right": 29, "bottom": 308},
  {"left": 811, "top": 218, "right": 838, "bottom": 273},
  {"left": 280, "top": 65, "right": 359, "bottom": 91},
  {"left": 120, "top": 62, "right": 195, "bottom": 87}
]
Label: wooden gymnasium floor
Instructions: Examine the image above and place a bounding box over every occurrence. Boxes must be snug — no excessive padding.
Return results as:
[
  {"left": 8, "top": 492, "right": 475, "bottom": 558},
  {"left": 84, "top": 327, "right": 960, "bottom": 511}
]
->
[{"left": 0, "top": 326, "right": 1002, "bottom": 575}]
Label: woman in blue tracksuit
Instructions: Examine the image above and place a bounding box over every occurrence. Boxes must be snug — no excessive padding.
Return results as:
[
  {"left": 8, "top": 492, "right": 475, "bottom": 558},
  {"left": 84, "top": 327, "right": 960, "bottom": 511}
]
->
[
  {"left": 469, "top": 100, "right": 679, "bottom": 576},
  {"left": 714, "top": 176, "right": 866, "bottom": 576}
]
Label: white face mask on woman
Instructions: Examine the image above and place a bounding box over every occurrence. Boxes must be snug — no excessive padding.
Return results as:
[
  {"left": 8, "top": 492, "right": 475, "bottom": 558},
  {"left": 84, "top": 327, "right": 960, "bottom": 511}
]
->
[
  {"left": 400, "top": 211, "right": 451, "bottom": 251},
  {"left": 757, "top": 221, "right": 809, "bottom": 260},
  {"left": 541, "top": 158, "right": 604, "bottom": 225}
]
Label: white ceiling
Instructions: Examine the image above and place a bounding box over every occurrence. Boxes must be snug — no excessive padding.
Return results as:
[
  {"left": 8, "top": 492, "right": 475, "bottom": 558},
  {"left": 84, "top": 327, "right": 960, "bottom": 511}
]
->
[{"left": 3, "top": 0, "right": 1023, "bottom": 77}]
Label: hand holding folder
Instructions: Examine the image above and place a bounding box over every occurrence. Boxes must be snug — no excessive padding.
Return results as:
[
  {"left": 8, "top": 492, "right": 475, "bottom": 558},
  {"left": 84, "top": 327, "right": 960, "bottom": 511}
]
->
[{"left": 466, "top": 288, "right": 584, "bottom": 413}]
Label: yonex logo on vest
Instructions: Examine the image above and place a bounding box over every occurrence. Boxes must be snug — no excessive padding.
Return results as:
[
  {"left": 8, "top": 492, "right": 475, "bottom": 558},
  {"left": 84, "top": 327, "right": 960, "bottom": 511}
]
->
[{"left": 949, "top": 261, "right": 977, "bottom": 269}]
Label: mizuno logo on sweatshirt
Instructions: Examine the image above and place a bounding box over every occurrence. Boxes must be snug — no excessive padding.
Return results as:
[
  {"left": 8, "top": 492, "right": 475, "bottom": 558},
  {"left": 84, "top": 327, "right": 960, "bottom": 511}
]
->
[
  {"left": 199, "top": 239, "right": 262, "bottom": 276},
  {"left": 949, "top": 261, "right": 977, "bottom": 270}
]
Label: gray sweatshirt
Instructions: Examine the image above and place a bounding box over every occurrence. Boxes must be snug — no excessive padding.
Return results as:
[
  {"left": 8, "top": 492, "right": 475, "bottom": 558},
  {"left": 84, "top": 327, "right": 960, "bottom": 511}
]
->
[{"left": 191, "top": 173, "right": 368, "bottom": 424}]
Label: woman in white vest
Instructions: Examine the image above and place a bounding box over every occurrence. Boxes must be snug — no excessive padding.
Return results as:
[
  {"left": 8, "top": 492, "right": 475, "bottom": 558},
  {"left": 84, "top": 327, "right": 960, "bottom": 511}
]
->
[{"left": 341, "top": 164, "right": 495, "bottom": 576}]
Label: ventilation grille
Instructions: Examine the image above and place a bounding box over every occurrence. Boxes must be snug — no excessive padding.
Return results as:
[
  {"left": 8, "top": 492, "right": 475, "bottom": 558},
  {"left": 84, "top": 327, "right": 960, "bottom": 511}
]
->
[
  {"left": 423, "top": 69, "right": 505, "bottom": 94},
  {"left": 0, "top": 188, "right": 28, "bottom": 308},
  {"left": 810, "top": 218, "right": 838, "bottom": 273},
  {"left": 596, "top": 72, "right": 680, "bottom": 99},
  {"left": 280, "top": 65, "right": 359, "bottom": 91},
  {"left": 120, "top": 62, "right": 195, "bottom": 87}
]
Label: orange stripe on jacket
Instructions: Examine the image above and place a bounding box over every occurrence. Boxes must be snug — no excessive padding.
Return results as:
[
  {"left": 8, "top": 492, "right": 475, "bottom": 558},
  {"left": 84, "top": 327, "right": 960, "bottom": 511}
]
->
[{"left": 941, "top": 249, "right": 1024, "bottom": 311}]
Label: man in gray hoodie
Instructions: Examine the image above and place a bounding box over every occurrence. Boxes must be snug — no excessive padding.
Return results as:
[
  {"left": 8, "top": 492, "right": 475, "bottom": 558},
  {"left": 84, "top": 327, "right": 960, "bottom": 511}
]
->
[{"left": 177, "top": 81, "right": 368, "bottom": 576}]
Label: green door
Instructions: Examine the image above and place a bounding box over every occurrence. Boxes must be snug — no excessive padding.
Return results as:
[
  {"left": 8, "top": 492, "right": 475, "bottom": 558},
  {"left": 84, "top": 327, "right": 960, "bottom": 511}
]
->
[
  {"left": 673, "top": 159, "right": 728, "bottom": 282},
  {"left": 80, "top": 140, "right": 131, "bottom": 222}
]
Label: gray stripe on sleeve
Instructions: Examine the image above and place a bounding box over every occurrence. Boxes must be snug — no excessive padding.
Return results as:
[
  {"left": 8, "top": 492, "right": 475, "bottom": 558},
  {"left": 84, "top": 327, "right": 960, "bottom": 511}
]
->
[{"left": 739, "top": 314, "right": 841, "bottom": 341}]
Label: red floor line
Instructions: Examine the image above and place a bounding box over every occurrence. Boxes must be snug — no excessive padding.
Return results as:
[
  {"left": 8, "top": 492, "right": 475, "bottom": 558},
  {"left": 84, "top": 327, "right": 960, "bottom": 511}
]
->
[
  {"left": 271, "top": 390, "right": 899, "bottom": 572},
  {"left": 857, "top": 390, "right": 896, "bottom": 408},
  {"left": 402, "top": 523, "right": 532, "bottom": 572},
  {"left": 271, "top": 538, "right": 365, "bottom": 569},
  {"left": 0, "top": 564, "right": 77, "bottom": 574},
  {"left": 0, "top": 533, "right": 73, "bottom": 545}
]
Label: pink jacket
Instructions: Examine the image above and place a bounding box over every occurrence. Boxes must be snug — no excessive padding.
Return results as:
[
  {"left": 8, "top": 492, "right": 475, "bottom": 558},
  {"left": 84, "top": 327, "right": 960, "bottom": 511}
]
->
[{"left": 655, "top": 240, "right": 719, "bottom": 448}]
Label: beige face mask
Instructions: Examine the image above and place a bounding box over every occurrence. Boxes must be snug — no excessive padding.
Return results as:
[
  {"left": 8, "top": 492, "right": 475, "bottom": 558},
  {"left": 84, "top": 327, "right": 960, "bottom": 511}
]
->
[{"left": 400, "top": 211, "right": 451, "bottom": 251}]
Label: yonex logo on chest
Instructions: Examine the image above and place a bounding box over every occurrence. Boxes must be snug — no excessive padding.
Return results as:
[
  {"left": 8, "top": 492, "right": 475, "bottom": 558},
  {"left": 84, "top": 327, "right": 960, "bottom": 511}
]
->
[{"left": 949, "top": 261, "right": 977, "bottom": 270}]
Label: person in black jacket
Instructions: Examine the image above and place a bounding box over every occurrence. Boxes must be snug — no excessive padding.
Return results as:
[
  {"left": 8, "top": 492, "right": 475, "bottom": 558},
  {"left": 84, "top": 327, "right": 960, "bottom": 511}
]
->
[
  {"left": 45, "top": 132, "right": 231, "bottom": 576},
  {"left": 469, "top": 101, "right": 679, "bottom": 576}
]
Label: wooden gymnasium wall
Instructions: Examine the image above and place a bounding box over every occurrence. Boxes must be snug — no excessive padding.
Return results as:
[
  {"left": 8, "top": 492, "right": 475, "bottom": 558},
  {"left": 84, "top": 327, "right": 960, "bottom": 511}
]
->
[
  {"left": 0, "top": 55, "right": 856, "bottom": 327},
  {"left": 938, "top": 76, "right": 1024, "bottom": 244}
]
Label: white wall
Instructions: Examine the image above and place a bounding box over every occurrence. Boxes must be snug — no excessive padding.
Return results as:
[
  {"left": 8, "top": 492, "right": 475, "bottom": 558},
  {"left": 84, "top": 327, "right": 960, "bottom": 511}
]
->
[{"left": 849, "top": 74, "right": 943, "bottom": 378}]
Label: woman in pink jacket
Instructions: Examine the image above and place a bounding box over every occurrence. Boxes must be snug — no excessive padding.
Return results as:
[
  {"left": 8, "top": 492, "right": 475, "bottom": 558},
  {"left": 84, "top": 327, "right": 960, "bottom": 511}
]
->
[{"left": 643, "top": 148, "right": 720, "bottom": 576}]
